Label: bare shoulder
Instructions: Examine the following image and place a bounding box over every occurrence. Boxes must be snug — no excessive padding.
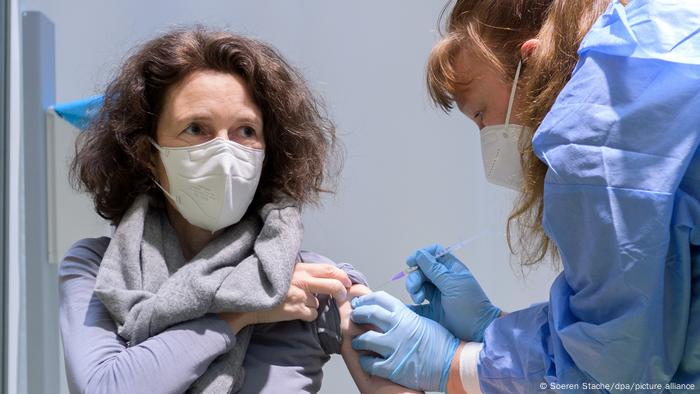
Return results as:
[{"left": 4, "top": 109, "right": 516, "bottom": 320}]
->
[{"left": 337, "top": 285, "right": 424, "bottom": 393}]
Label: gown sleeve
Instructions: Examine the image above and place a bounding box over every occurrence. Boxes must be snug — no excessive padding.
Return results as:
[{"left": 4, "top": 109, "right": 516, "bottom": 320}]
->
[{"left": 475, "top": 1, "right": 700, "bottom": 392}]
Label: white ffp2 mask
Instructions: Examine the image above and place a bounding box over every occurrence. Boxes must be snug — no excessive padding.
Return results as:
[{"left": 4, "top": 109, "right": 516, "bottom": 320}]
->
[
  {"left": 150, "top": 137, "right": 265, "bottom": 232},
  {"left": 479, "top": 60, "right": 529, "bottom": 191}
]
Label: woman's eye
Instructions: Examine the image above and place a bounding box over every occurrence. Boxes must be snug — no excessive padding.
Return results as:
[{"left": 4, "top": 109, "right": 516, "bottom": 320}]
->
[
  {"left": 474, "top": 111, "right": 484, "bottom": 121},
  {"left": 239, "top": 126, "right": 257, "bottom": 139},
  {"left": 183, "top": 123, "right": 204, "bottom": 136}
]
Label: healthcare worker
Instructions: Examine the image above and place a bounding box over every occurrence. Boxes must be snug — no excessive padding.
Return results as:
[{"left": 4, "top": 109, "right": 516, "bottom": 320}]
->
[{"left": 350, "top": 0, "right": 700, "bottom": 393}]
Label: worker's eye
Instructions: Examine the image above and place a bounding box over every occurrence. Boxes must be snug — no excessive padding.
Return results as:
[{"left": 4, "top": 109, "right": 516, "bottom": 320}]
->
[{"left": 474, "top": 111, "right": 484, "bottom": 121}]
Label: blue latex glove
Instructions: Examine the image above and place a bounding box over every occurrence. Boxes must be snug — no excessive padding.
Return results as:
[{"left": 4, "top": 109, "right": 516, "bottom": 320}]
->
[
  {"left": 405, "top": 244, "right": 501, "bottom": 342},
  {"left": 350, "top": 291, "right": 460, "bottom": 392}
]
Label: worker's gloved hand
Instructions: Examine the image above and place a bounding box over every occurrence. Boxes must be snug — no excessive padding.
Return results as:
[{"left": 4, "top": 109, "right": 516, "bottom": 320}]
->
[
  {"left": 405, "top": 244, "right": 501, "bottom": 342},
  {"left": 350, "top": 291, "right": 459, "bottom": 392}
]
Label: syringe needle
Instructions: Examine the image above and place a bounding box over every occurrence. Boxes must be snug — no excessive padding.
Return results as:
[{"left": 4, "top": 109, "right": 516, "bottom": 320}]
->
[
  {"left": 434, "top": 234, "right": 482, "bottom": 259},
  {"left": 375, "top": 234, "right": 485, "bottom": 290},
  {"left": 375, "top": 266, "right": 418, "bottom": 290}
]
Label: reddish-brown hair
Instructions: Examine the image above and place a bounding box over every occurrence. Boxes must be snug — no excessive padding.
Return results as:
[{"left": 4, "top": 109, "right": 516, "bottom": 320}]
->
[
  {"left": 427, "top": 0, "right": 610, "bottom": 266},
  {"left": 71, "top": 27, "right": 340, "bottom": 224}
]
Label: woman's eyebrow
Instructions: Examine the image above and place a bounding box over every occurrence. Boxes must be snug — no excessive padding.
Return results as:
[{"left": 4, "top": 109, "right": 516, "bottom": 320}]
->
[
  {"left": 234, "top": 110, "right": 263, "bottom": 126},
  {"left": 175, "top": 111, "right": 214, "bottom": 124},
  {"left": 175, "top": 111, "right": 263, "bottom": 129}
]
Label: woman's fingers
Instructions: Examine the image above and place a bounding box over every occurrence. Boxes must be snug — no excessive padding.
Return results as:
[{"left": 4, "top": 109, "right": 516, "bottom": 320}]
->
[
  {"left": 300, "top": 305, "right": 319, "bottom": 321},
  {"left": 298, "top": 263, "right": 352, "bottom": 287},
  {"left": 264, "top": 262, "right": 354, "bottom": 323},
  {"left": 286, "top": 304, "right": 318, "bottom": 322},
  {"left": 251, "top": 286, "right": 321, "bottom": 324},
  {"left": 301, "top": 276, "right": 349, "bottom": 301},
  {"left": 305, "top": 292, "right": 320, "bottom": 309},
  {"left": 283, "top": 287, "right": 319, "bottom": 321},
  {"left": 288, "top": 286, "right": 320, "bottom": 320}
]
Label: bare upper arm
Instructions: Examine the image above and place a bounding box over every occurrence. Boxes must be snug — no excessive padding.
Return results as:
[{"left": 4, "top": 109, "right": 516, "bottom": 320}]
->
[{"left": 338, "top": 285, "right": 423, "bottom": 394}]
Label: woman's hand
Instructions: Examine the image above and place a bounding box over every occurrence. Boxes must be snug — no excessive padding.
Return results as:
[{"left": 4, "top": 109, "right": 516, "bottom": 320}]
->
[{"left": 220, "top": 262, "right": 352, "bottom": 333}]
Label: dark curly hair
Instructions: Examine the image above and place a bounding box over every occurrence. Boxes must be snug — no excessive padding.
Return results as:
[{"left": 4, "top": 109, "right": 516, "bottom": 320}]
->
[{"left": 70, "top": 27, "right": 340, "bottom": 225}]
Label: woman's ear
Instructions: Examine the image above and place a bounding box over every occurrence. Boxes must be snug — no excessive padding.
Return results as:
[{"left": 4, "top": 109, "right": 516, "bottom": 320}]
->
[
  {"left": 520, "top": 39, "right": 540, "bottom": 61},
  {"left": 145, "top": 135, "right": 163, "bottom": 184}
]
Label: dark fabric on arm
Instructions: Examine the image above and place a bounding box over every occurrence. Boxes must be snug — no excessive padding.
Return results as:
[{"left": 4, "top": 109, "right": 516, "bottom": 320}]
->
[
  {"left": 299, "top": 250, "right": 368, "bottom": 355},
  {"left": 59, "top": 237, "right": 237, "bottom": 394},
  {"left": 236, "top": 250, "right": 368, "bottom": 393}
]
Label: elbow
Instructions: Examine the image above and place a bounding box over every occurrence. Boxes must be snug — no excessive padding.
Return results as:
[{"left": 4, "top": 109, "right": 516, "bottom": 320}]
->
[{"left": 81, "top": 357, "right": 137, "bottom": 394}]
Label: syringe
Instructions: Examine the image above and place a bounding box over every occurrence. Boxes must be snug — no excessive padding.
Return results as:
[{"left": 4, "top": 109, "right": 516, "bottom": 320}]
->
[{"left": 376, "top": 235, "right": 481, "bottom": 289}]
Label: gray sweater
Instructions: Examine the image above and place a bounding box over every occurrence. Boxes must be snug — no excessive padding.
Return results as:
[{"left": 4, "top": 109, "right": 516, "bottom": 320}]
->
[{"left": 59, "top": 237, "right": 367, "bottom": 394}]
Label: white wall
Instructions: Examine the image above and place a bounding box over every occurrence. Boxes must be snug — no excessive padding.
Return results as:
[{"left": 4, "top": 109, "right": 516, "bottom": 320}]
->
[{"left": 18, "top": 1, "right": 560, "bottom": 393}]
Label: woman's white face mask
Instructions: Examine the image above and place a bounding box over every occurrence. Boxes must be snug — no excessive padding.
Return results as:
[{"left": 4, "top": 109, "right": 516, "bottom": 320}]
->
[
  {"left": 150, "top": 136, "right": 265, "bottom": 233},
  {"left": 479, "top": 60, "right": 529, "bottom": 191}
]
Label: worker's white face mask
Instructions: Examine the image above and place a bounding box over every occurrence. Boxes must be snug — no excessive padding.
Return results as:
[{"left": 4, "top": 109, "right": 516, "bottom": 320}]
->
[
  {"left": 479, "top": 60, "right": 528, "bottom": 191},
  {"left": 149, "top": 137, "right": 265, "bottom": 233}
]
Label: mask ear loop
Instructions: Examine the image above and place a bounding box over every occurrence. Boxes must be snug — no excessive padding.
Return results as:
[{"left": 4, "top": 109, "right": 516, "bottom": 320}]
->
[
  {"left": 505, "top": 60, "right": 523, "bottom": 130},
  {"left": 147, "top": 136, "right": 179, "bottom": 204}
]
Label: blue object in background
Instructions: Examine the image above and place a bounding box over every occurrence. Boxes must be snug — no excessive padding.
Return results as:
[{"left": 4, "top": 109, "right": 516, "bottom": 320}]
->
[{"left": 52, "top": 94, "right": 103, "bottom": 129}]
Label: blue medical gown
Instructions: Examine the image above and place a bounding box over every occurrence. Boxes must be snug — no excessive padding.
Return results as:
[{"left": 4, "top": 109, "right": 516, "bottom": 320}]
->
[{"left": 477, "top": 1, "right": 700, "bottom": 392}]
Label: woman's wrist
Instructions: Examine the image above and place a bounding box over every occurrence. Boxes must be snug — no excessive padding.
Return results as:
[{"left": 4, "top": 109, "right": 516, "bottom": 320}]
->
[{"left": 219, "top": 311, "right": 255, "bottom": 334}]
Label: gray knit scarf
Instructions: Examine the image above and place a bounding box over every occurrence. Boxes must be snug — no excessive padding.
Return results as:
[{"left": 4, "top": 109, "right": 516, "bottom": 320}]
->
[{"left": 94, "top": 194, "right": 303, "bottom": 393}]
